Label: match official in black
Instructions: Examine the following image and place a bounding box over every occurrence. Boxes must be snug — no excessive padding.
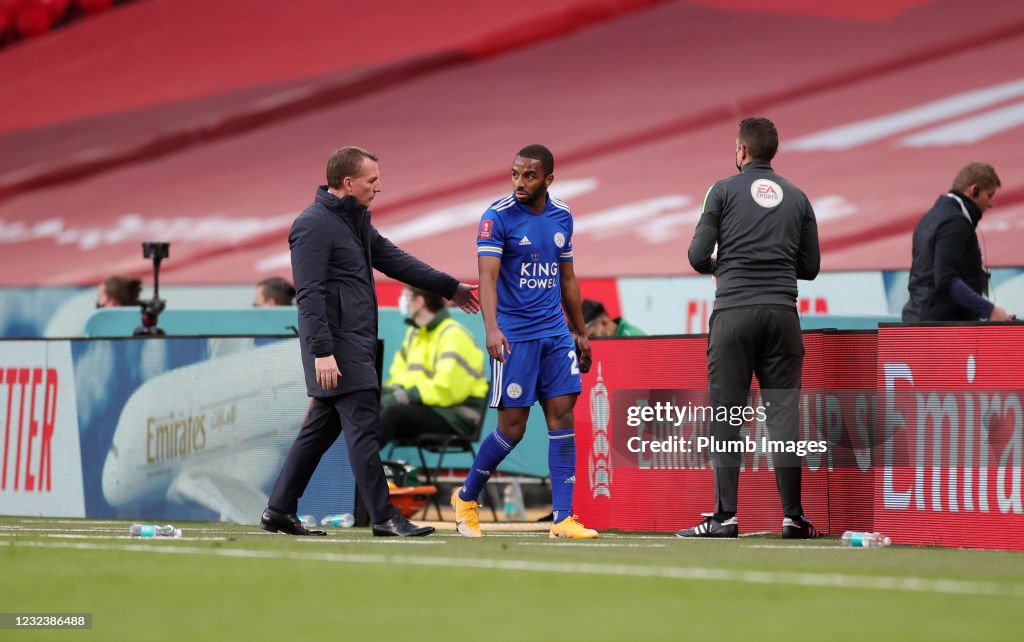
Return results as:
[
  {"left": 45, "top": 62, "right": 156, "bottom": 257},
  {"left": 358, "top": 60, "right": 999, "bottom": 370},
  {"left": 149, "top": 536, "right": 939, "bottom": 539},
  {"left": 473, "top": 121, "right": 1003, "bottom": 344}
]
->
[
  {"left": 261, "top": 146, "right": 479, "bottom": 537},
  {"left": 679, "top": 117, "right": 821, "bottom": 539}
]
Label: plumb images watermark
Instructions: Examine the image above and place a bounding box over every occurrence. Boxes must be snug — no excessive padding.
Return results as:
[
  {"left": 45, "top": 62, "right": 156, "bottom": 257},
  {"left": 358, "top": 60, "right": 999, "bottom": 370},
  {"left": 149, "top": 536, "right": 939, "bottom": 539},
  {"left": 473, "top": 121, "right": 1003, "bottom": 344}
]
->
[
  {"left": 626, "top": 434, "right": 827, "bottom": 457},
  {"left": 605, "top": 387, "right": 1024, "bottom": 473},
  {"left": 624, "top": 398, "right": 826, "bottom": 458}
]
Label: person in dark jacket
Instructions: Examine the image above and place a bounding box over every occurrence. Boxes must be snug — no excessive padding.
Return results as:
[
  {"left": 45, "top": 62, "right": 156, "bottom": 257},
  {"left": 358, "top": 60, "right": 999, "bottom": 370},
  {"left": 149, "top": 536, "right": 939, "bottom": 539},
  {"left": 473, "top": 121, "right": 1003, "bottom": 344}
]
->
[
  {"left": 680, "top": 117, "right": 821, "bottom": 540},
  {"left": 903, "top": 162, "right": 1012, "bottom": 323},
  {"left": 261, "top": 146, "right": 480, "bottom": 537}
]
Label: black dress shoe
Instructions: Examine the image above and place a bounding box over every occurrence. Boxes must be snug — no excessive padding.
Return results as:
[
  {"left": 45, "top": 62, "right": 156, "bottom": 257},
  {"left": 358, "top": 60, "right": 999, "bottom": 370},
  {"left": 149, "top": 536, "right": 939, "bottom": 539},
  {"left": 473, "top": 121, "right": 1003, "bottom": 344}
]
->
[
  {"left": 260, "top": 507, "right": 326, "bottom": 536},
  {"left": 372, "top": 514, "right": 434, "bottom": 537}
]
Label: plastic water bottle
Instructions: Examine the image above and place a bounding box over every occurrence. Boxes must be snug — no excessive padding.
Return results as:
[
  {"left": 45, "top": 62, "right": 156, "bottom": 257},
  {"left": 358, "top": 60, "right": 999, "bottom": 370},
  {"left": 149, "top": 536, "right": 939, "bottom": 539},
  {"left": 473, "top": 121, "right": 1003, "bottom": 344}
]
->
[
  {"left": 841, "top": 531, "right": 891, "bottom": 548},
  {"left": 320, "top": 513, "right": 355, "bottom": 528},
  {"left": 298, "top": 515, "right": 316, "bottom": 528},
  {"left": 130, "top": 523, "right": 182, "bottom": 538},
  {"left": 503, "top": 485, "right": 517, "bottom": 519},
  {"left": 502, "top": 483, "right": 525, "bottom": 520}
]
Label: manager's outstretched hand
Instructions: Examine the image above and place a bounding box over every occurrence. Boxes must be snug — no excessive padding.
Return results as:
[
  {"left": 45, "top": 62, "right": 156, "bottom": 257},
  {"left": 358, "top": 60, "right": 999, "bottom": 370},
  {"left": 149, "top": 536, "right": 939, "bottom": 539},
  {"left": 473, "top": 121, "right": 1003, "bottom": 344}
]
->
[{"left": 452, "top": 282, "right": 480, "bottom": 313}]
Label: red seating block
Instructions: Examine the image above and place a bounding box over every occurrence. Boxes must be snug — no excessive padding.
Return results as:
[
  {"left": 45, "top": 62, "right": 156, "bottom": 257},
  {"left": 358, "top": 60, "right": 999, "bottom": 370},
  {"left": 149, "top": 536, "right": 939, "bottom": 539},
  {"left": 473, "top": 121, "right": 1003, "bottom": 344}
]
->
[
  {"left": 39, "top": 0, "right": 70, "bottom": 21},
  {"left": 16, "top": 1, "right": 53, "bottom": 38},
  {"left": 74, "top": 0, "right": 111, "bottom": 16}
]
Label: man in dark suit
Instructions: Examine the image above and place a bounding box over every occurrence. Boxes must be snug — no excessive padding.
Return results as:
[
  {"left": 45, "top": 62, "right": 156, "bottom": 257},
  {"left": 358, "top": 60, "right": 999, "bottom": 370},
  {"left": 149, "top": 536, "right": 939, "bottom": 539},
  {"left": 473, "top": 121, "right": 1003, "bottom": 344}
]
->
[
  {"left": 261, "top": 146, "right": 480, "bottom": 537},
  {"left": 902, "top": 162, "right": 1011, "bottom": 322}
]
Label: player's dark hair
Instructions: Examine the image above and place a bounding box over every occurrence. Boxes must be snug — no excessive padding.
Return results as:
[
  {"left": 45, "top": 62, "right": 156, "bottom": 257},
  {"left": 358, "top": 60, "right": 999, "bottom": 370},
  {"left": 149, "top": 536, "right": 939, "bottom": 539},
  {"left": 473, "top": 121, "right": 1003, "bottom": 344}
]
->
[
  {"left": 516, "top": 144, "right": 555, "bottom": 176},
  {"left": 410, "top": 287, "right": 445, "bottom": 313},
  {"left": 258, "top": 276, "right": 296, "bottom": 305},
  {"left": 103, "top": 274, "right": 143, "bottom": 306},
  {"left": 738, "top": 117, "right": 778, "bottom": 162},
  {"left": 326, "top": 146, "right": 378, "bottom": 189}
]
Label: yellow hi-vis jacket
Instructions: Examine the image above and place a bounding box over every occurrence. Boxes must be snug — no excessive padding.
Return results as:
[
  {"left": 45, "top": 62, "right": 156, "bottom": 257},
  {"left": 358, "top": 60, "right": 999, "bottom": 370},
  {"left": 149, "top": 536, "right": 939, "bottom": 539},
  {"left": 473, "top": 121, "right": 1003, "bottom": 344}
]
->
[{"left": 384, "top": 309, "right": 489, "bottom": 436}]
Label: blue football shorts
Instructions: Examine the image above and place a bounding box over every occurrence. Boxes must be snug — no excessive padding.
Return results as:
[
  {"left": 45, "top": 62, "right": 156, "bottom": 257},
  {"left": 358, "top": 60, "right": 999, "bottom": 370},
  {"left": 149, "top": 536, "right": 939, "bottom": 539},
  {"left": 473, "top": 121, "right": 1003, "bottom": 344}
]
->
[{"left": 489, "top": 332, "right": 582, "bottom": 408}]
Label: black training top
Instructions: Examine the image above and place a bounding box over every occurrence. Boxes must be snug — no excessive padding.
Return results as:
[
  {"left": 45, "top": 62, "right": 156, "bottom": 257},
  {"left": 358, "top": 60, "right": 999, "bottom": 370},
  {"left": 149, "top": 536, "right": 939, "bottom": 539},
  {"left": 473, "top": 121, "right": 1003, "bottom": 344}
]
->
[{"left": 688, "top": 161, "right": 820, "bottom": 310}]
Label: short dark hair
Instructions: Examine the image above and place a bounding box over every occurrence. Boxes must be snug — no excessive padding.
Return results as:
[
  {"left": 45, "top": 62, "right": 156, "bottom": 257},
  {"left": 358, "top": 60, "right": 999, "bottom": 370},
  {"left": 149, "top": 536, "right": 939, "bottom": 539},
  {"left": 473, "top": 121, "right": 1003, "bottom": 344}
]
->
[
  {"left": 738, "top": 117, "right": 778, "bottom": 162},
  {"left": 516, "top": 144, "right": 554, "bottom": 176},
  {"left": 581, "top": 299, "right": 607, "bottom": 325},
  {"left": 258, "top": 277, "right": 296, "bottom": 305},
  {"left": 410, "top": 287, "right": 445, "bottom": 313},
  {"left": 103, "top": 275, "right": 142, "bottom": 306},
  {"left": 326, "top": 146, "right": 378, "bottom": 189},
  {"left": 952, "top": 162, "right": 1001, "bottom": 194}
]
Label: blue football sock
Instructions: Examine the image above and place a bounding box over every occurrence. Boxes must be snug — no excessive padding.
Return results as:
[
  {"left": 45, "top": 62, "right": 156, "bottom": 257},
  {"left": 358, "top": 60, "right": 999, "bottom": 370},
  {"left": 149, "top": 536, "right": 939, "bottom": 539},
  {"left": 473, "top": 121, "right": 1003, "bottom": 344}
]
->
[
  {"left": 548, "top": 428, "right": 576, "bottom": 523},
  {"left": 459, "top": 428, "right": 515, "bottom": 502}
]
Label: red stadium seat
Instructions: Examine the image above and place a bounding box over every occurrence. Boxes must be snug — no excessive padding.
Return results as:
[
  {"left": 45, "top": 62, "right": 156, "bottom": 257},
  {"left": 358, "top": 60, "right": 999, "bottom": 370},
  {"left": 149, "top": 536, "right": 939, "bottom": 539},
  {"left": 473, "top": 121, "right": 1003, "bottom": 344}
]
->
[
  {"left": 0, "top": 0, "right": 22, "bottom": 35},
  {"left": 39, "top": 0, "right": 70, "bottom": 22},
  {"left": 15, "top": 1, "right": 52, "bottom": 38},
  {"left": 74, "top": 0, "right": 111, "bottom": 16},
  {"left": 0, "top": 0, "right": 106, "bottom": 47}
]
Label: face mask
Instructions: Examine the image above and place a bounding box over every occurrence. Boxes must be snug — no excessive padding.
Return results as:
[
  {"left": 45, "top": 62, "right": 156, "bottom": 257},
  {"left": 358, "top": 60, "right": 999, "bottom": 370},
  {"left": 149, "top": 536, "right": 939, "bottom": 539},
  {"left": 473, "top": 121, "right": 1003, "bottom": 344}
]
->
[{"left": 398, "top": 294, "right": 412, "bottom": 319}]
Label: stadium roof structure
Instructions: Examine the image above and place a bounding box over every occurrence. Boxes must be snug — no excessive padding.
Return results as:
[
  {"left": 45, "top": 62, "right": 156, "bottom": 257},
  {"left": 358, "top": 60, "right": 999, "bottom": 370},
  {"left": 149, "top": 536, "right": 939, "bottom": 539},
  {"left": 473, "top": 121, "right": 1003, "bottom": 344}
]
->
[{"left": 1, "top": 0, "right": 1023, "bottom": 285}]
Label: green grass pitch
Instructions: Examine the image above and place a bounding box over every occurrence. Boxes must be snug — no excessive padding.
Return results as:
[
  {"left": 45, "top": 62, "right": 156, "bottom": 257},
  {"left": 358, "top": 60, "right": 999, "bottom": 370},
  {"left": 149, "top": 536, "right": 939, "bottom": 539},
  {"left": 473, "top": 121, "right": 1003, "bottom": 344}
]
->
[{"left": 1, "top": 516, "right": 1023, "bottom": 641}]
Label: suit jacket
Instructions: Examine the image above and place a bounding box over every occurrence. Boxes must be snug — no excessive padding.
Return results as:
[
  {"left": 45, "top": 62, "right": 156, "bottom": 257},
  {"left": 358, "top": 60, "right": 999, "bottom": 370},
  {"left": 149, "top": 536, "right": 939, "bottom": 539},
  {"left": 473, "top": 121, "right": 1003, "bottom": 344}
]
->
[{"left": 290, "top": 187, "right": 458, "bottom": 397}]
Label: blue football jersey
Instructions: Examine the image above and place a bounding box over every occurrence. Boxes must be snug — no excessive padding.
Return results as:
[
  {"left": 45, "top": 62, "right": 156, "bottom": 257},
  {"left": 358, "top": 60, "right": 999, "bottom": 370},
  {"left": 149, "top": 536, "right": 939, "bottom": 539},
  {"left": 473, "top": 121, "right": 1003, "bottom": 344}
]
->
[{"left": 477, "top": 194, "right": 574, "bottom": 341}]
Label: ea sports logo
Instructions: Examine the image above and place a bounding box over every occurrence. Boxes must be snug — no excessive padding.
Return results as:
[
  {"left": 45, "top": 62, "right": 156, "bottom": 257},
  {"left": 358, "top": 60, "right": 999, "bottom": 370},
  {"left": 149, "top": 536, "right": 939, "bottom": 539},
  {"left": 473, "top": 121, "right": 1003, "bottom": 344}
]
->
[
  {"left": 751, "top": 179, "right": 783, "bottom": 208},
  {"left": 507, "top": 383, "right": 523, "bottom": 399},
  {"left": 553, "top": 232, "right": 566, "bottom": 248}
]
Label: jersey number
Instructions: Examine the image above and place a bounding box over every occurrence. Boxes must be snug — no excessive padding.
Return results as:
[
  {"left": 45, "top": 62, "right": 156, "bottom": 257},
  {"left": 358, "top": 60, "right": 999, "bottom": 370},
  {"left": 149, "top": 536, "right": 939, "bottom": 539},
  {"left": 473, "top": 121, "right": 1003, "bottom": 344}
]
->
[{"left": 567, "top": 350, "right": 580, "bottom": 375}]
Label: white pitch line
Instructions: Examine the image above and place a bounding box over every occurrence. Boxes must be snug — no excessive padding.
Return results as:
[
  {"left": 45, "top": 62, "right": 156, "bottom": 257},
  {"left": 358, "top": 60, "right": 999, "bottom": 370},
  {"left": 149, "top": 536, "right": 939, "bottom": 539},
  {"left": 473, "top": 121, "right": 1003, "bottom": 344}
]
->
[
  {"left": 0, "top": 526, "right": 133, "bottom": 533},
  {"left": 743, "top": 545, "right": 846, "bottom": 550},
  {"left": 0, "top": 528, "right": 161, "bottom": 536},
  {"left": 45, "top": 534, "right": 230, "bottom": 541},
  {"left": 295, "top": 538, "right": 446, "bottom": 545},
  {"left": 674, "top": 537, "right": 752, "bottom": 542},
  {"left": 3, "top": 540, "right": 1019, "bottom": 598},
  {"left": 13, "top": 519, "right": 128, "bottom": 526},
  {"left": 153, "top": 527, "right": 264, "bottom": 534},
  {"left": 516, "top": 542, "right": 668, "bottom": 548},
  {"left": 472, "top": 532, "right": 548, "bottom": 538},
  {"left": 0, "top": 530, "right": 129, "bottom": 537}
]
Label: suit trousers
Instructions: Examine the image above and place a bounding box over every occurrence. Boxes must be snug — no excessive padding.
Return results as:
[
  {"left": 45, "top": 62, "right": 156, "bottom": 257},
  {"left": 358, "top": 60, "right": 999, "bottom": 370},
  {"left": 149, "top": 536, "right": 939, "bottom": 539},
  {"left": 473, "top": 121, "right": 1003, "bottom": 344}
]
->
[
  {"left": 268, "top": 388, "right": 396, "bottom": 523},
  {"left": 707, "top": 305, "right": 805, "bottom": 519}
]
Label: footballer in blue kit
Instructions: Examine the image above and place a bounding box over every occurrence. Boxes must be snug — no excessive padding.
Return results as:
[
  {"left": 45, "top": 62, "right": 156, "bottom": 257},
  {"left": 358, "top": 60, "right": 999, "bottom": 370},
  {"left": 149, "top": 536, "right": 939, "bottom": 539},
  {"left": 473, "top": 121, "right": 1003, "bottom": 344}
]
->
[{"left": 451, "top": 144, "right": 598, "bottom": 539}]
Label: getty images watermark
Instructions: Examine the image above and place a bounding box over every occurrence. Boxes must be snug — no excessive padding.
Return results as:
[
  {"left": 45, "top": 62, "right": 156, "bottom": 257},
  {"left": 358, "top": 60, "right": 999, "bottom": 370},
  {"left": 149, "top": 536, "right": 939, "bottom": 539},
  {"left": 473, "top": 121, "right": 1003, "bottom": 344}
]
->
[
  {"left": 624, "top": 398, "right": 827, "bottom": 458},
  {"left": 609, "top": 387, "right": 1024, "bottom": 472}
]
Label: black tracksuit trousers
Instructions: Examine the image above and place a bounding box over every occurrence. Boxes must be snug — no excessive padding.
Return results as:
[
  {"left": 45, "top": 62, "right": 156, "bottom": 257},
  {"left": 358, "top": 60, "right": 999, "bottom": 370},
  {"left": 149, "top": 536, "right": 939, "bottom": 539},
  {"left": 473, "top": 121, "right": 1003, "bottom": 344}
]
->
[{"left": 707, "top": 305, "right": 805, "bottom": 520}]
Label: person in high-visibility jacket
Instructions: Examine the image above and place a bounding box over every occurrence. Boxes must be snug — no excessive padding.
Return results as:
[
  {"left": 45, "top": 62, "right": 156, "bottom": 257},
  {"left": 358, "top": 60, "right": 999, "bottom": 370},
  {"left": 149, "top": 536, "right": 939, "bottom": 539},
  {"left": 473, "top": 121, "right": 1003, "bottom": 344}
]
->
[{"left": 380, "top": 286, "right": 489, "bottom": 445}]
